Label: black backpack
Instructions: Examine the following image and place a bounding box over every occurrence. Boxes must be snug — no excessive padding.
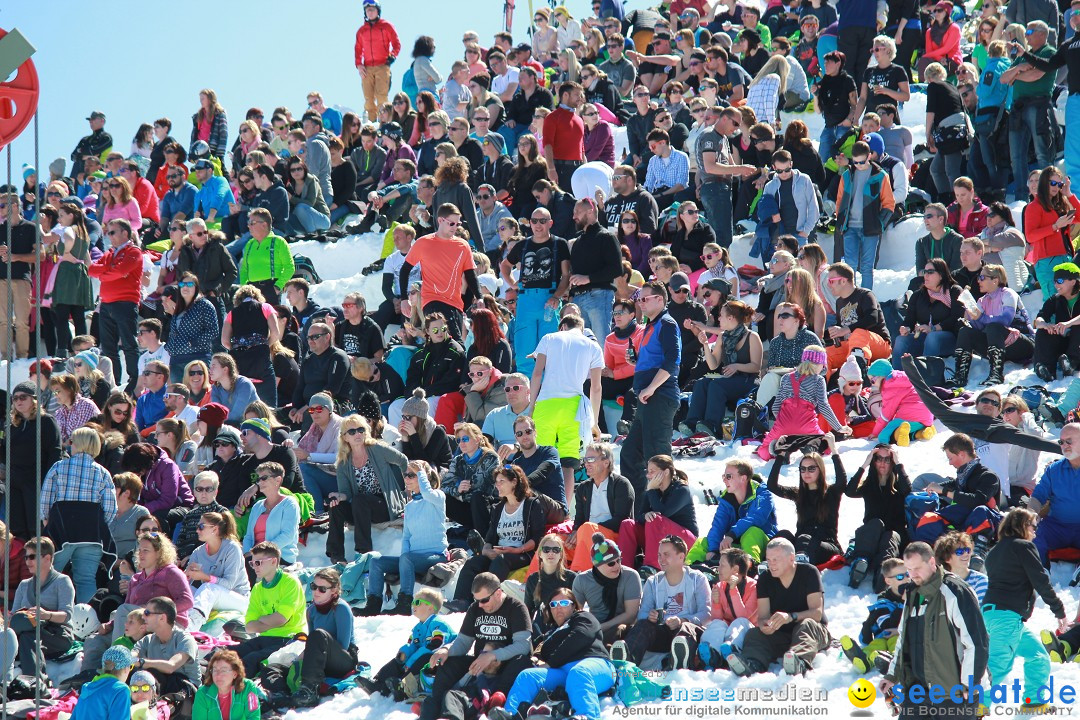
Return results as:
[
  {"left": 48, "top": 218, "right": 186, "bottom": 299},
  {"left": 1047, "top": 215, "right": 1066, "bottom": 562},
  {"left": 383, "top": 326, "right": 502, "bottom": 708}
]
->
[{"left": 732, "top": 397, "right": 768, "bottom": 441}]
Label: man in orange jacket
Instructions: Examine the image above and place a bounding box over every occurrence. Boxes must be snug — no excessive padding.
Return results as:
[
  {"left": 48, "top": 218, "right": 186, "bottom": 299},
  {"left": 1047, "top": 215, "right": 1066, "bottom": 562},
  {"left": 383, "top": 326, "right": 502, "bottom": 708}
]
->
[{"left": 354, "top": 0, "right": 401, "bottom": 122}]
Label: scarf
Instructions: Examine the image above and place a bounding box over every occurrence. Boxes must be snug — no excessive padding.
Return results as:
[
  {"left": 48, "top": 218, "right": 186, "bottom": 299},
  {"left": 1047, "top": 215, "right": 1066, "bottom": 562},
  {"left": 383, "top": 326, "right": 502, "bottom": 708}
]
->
[
  {"left": 763, "top": 271, "right": 788, "bottom": 310},
  {"left": 463, "top": 448, "right": 484, "bottom": 465},
  {"left": 720, "top": 323, "right": 749, "bottom": 368},
  {"left": 298, "top": 423, "right": 324, "bottom": 454},
  {"left": 929, "top": 17, "right": 950, "bottom": 48},
  {"left": 926, "top": 288, "right": 953, "bottom": 308},
  {"left": 613, "top": 322, "right": 637, "bottom": 341},
  {"left": 314, "top": 593, "right": 340, "bottom": 615},
  {"left": 591, "top": 566, "right": 621, "bottom": 619}
]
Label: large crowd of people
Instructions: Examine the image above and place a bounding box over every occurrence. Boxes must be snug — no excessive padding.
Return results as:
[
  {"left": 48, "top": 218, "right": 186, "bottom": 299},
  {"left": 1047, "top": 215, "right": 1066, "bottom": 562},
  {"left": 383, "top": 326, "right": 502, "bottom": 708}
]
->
[{"left": 5, "top": 0, "right": 1080, "bottom": 717}]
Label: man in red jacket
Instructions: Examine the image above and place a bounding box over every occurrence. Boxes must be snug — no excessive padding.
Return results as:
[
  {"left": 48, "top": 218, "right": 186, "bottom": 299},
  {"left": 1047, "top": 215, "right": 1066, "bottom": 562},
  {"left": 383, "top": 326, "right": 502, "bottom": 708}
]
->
[
  {"left": 542, "top": 82, "right": 587, "bottom": 192},
  {"left": 354, "top": 0, "right": 401, "bottom": 122},
  {"left": 89, "top": 218, "right": 144, "bottom": 393}
]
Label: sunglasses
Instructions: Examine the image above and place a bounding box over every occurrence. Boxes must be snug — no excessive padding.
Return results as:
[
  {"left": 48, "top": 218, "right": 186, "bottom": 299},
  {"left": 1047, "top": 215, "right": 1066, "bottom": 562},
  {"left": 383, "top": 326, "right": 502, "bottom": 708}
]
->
[
  {"left": 515, "top": 428, "right": 534, "bottom": 437},
  {"left": 776, "top": 312, "right": 795, "bottom": 320},
  {"left": 682, "top": 208, "right": 699, "bottom": 215},
  {"left": 1050, "top": 180, "right": 1065, "bottom": 188},
  {"left": 312, "top": 584, "right": 333, "bottom": 593},
  {"left": 308, "top": 332, "right": 329, "bottom": 341},
  {"left": 978, "top": 397, "right": 1000, "bottom": 408},
  {"left": 249, "top": 558, "right": 272, "bottom": 567},
  {"left": 504, "top": 384, "right": 525, "bottom": 392},
  {"left": 798, "top": 465, "right": 817, "bottom": 473},
  {"left": 428, "top": 326, "right": 448, "bottom": 335},
  {"left": 541, "top": 546, "right": 562, "bottom": 554},
  {"left": 922, "top": 268, "right": 938, "bottom": 275},
  {"left": 194, "top": 486, "right": 215, "bottom": 493},
  {"left": 413, "top": 597, "right": 436, "bottom": 607},
  {"left": 549, "top": 599, "right": 573, "bottom": 608},
  {"left": 178, "top": 281, "right": 195, "bottom": 289},
  {"left": 954, "top": 547, "right": 972, "bottom": 556},
  {"left": 1003, "top": 406, "right": 1020, "bottom": 415},
  {"left": 889, "top": 573, "right": 908, "bottom": 582},
  {"left": 11, "top": 393, "right": 31, "bottom": 402},
  {"left": 346, "top": 427, "right": 366, "bottom": 436},
  {"left": 212, "top": 440, "right": 234, "bottom": 448},
  {"left": 130, "top": 684, "right": 155, "bottom": 693},
  {"left": 457, "top": 436, "right": 473, "bottom": 444},
  {"left": 475, "top": 592, "right": 497, "bottom": 605}
]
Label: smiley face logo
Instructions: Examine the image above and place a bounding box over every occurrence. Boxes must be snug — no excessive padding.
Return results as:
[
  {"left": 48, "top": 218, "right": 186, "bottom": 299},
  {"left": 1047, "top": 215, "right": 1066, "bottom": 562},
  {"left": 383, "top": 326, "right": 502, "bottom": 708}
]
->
[{"left": 848, "top": 679, "right": 876, "bottom": 709}]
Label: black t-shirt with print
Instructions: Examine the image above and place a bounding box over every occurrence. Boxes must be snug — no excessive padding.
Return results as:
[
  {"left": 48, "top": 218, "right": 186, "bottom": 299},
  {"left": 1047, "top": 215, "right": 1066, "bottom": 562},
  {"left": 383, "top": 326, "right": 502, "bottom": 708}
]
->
[
  {"left": 505, "top": 236, "right": 570, "bottom": 290},
  {"left": 460, "top": 594, "right": 531, "bottom": 654},
  {"left": 335, "top": 315, "right": 386, "bottom": 358},
  {"left": 862, "top": 64, "right": 909, "bottom": 117},
  {"left": 756, "top": 563, "right": 827, "bottom": 633}
]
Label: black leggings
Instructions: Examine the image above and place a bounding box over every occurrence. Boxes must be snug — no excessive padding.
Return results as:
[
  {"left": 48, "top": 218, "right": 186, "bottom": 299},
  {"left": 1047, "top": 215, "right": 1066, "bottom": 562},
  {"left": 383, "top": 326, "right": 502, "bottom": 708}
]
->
[
  {"left": 1033, "top": 327, "right": 1080, "bottom": 367},
  {"left": 327, "top": 493, "right": 392, "bottom": 558},
  {"left": 772, "top": 529, "right": 842, "bottom": 566},
  {"left": 956, "top": 323, "right": 1034, "bottom": 362},
  {"left": 446, "top": 494, "right": 494, "bottom": 536},
  {"left": 52, "top": 303, "right": 88, "bottom": 357},
  {"left": 301, "top": 629, "right": 357, "bottom": 684}
]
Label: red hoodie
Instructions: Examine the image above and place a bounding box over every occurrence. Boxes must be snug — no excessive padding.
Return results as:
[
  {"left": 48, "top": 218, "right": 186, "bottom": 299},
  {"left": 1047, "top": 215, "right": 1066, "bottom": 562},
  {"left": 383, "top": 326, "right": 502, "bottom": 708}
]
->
[
  {"left": 89, "top": 242, "right": 144, "bottom": 304},
  {"left": 354, "top": 18, "right": 401, "bottom": 68}
]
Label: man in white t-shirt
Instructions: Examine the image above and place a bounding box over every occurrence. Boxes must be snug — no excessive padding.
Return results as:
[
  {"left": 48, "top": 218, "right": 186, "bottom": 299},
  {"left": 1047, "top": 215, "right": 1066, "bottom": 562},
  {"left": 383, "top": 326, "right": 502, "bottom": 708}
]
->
[
  {"left": 135, "top": 318, "right": 170, "bottom": 396},
  {"left": 374, "top": 224, "right": 422, "bottom": 330},
  {"left": 490, "top": 51, "right": 521, "bottom": 103},
  {"left": 527, "top": 314, "right": 604, "bottom": 504}
]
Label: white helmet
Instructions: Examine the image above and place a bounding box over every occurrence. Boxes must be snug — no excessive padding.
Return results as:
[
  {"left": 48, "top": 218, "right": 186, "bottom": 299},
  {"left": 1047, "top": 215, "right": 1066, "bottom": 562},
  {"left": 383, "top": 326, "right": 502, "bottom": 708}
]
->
[{"left": 69, "top": 603, "right": 101, "bottom": 641}]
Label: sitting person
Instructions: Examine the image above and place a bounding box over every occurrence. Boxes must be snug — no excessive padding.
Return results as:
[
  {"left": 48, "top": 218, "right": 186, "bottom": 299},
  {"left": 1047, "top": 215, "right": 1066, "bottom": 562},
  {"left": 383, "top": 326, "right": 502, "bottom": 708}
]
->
[
  {"left": 447, "top": 465, "right": 545, "bottom": 611},
  {"left": 523, "top": 534, "right": 577, "bottom": 639},
  {"left": 232, "top": 541, "right": 307, "bottom": 676},
  {"left": 618, "top": 454, "right": 698, "bottom": 571},
  {"left": 183, "top": 511, "right": 250, "bottom": 632},
  {"left": 505, "top": 415, "right": 566, "bottom": 515},
  {"left": 892, "top": 258, "right": 965, "bottom": 368},
  {"left": 700, "top": 459, "right": 777, "bottom": 563},
  {"left": 823, "top": 262, "right": 891, "bottom": 374},
  {"left": 488, "top": 588, "right": 615, "bottom": 720},
  {"left": 69, "top": 646, "right": 136, "bottom": 720},
  {"left": 121, "top": 441, "right": 194, "bottom": 535},
  {"left": 419, "top": 573, "right": 532, "bottom": 720},
  {"left": 697, "top": 547, "right": 759, "bottom": 670},
  {"left": 839, "top": 557, "right": 906, "bottom": 674},
  {"left": 756, "top": 302, "right": 822, "bottom": 408},
  {"left": 191, "top": 649, "right": 261, "bottom": 720},
  {"left": 9, "top": 537, "right": 75, "bottom": 677},
  {"left": 934, "top": 531, "right": 987, "bottom": 603},
  {"left": 241, "top": 462, "right": 301, "bottom": 567},
  {"left": 921, "top": 433, "right": 1001, "bottom": 559},
  {"left": 326, "top": 414, "right": 409, "bottom": 563},
  {"left": 1032, "top": 262, "right": 1080, "bottom": 382},
  {"left": 845, "top": 446, "right": 911, "bottom": 591},
  {"left": 820, "top": 357, "right": 875, "bottom": 438},
  {"left": 725, "top": 537, "right": 829, "bottom": 676},
  {"left": 396, "top": 388, "right": 454, "bottom": 468},
  {"left": 443, "top": 422, "right": 501, "bottom": 540},
  {"left": 866, "top": 359, "right": 936, "bottom": 446},
  {"left": 767, "top": 437, "right": 846, "bottom": 565},
  {"left": 1001, "top": 396, "right": 1052, "bottom": 505},
  {"left": 571, "top": 535, "right": 642, "bottom": 645},
  {"left": 613, "top": 535, "right": 709, "bottom": 671},
  {"left": 758, "top": 346, "right": 849, "bottom": 460},
  {"left": 174, "top": 471, "right": 229, "bottom": 560},
  {"left": 681, "top": 300, "right": 762, "bottom": 439},
  {"left": 1029, "top": 423, "right": 1080, "bottom": 567},
  {"left": 132, "top": 596, "right": 200, "bottom": 703},
  {"left": 291, "top": 568, "right": 357, "bottom": 708},
  {"left": 292, "top": 392, "right": 343, "bottom": 516},
  {"left": 358, "top": 587, "right": 457, "bottom": 699},
  {"left": 566, "top": 443, "right": 635, "bottom": 572},
  {"left": 951, "top": 263, "right": 1034, "bottom": 387},
  {"left": 361, "top": 460, "right": 447, "bottom": 615}
]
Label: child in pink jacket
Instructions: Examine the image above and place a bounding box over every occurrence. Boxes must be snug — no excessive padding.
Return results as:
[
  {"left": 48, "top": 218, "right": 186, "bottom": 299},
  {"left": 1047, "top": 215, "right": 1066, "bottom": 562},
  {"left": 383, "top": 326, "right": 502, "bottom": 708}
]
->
[
  {"left": 698, "top": 547, "right": 759, "bottom": 669},
  {"left": 867, "top": 359, "right": 936, "bottom": 446}
]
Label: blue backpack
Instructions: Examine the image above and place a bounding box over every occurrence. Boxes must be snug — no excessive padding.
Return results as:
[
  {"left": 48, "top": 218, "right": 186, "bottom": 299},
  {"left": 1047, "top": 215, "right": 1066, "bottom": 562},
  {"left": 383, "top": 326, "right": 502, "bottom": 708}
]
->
[
  {"left": 402, "top": 62, "right": 419, "bottom": 106},
  {"left": 904, "top": 491, "right": 941, "bottom": 535}
]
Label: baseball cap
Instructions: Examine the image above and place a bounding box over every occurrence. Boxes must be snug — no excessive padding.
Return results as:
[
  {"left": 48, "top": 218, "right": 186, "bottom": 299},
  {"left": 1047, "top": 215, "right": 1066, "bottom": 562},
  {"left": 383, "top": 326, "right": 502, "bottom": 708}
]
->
[
  {"left": 192, "top": 159, "right": 214, "bottom": 171},
  {"left": 86, "top": 111, "right": 106, "bottom": 121},
  {"left": 669, "top": 272, "right": 691, "bottom": 293}
]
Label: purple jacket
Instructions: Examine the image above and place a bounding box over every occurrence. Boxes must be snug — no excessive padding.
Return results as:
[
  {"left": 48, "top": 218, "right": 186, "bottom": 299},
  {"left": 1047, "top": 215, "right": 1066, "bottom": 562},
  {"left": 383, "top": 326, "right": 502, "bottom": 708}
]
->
[
  {"left": 380, "top": 144, "right": 418, "bottom": 185},
  {"left": 623, "top": 232, "right": 654, "bottom": 275},
  {"left": 584, "top": 121, "right": 615, "bottom": 167},
  {"left": 126, "top": 563, "right": 194, "bottom": 627},
  {"left": 141, "top": 446, "right": 194, "bottom": 515}
]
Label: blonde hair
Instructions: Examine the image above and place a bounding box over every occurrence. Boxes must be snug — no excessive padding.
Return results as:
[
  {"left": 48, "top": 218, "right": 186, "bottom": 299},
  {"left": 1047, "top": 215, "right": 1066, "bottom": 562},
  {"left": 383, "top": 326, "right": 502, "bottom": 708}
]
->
[
  {"left": 70, "top": 426, "right": 102, "bottom": 456},
  {"left": 785, "top": 268, "right": 823, "bottom": 324},
  {"left": 453, "top": 422, "right": 493, "bottom": 451},
  {"left": 923, "top": 62, "right": 947, "bottom": 83},
  {"left": 338, "top": 414, "right": 376, "bottom": 463}
]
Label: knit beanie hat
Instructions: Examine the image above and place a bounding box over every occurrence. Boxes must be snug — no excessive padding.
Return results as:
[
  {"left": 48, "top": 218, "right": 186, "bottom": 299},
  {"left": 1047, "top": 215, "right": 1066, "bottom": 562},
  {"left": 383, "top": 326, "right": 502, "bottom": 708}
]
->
[
  {"left": 28, "top": 359, "right": 52, "bottom": 376},
  {"left": 838, "top": 355, "right": 862, "bottom": 382},
  {"left": 214, "top": 425, "right": 242, "bottom": 447},
  {"left": 401, "top": 388, "right": 430, "bottom": 420},
  {"left": 75, "top": 350, "right": 100, "bottom": 370},
  {"left": 801, "top": 347, "right": 827, "bottom": 366},
  {"left": 21, "top": 163, "right": 34, "bottom": 181},
  {"left": 591, "top": 532, "right": 621, "bottom": 566},
  {"left": 355, "top": 389, "right": 382, "bottom": 424},
  {"left": 240, "top": 418, "right": 272, "bottom": 441},
  {"left": 102, "top": 645, "right": 134, "bottom": 671},
  {"left": 49, "top": 158, "right": 66, "bottom": 177},
  {"left": 11, "top": 381, "right": 36, "bottom": 397},
  {"left": 867, "top": 359, "right": 893, "bottom": 378},
  {"left": 1054, "top": 262, "right": 1080, "bottom": 281},
  {"left": 129, "top": 670, "right": 157, "bottom": 688},
  {"left": 198, "top": 402, "right": 230, "bottom": 429}
]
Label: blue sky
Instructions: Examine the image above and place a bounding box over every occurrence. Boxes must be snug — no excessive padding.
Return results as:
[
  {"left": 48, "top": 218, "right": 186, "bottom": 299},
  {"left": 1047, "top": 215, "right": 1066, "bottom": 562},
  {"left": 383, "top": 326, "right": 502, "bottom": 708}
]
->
[{"left": 0, "top": 0, "right": 557, "bottom": 180}]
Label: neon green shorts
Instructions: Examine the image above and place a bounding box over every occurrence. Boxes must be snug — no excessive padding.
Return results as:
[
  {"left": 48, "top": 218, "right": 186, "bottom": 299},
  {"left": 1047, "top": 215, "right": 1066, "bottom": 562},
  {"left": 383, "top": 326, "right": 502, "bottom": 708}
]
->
[{"left": 533, "top": 396, "right": 585, "bottom": 461}]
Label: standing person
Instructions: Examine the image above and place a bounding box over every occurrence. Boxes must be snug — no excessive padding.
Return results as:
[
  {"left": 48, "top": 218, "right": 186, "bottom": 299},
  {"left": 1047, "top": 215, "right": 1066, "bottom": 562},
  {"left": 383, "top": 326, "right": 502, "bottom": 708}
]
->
[
  {"left": 237, "top": 209, "right": 294, "bottom": 304},
  {"left": 838, "top": 0, "right": 884, "bottom": 105},
  {"left": 529, "top": 314, "right": 605, "bottom": 504},
  {"left": 3, "top": 382, "right": 62, "bottom": 541},
  {"left": 71, "top": 111, "right": 113, "bottom": 181},
  {"left": 543, "top": 82, "right": 587, "bottom": 193},
  {"left": 190, "top": 89, "right": 228, "bottom": 161},
  {"left": 398, "top": 204, "right": 482, "bottom": 343},
  {"left": 354, "top": 0, "right": 401, "bottom": 122},
  {"left": 621, "top": 281, "right": 680, "bottom": 518},
  {"left": 1001, "top": 21, "right": 1058, "bottom": 201},
  {"left": 568, "top": 198, "right": 622, "bottom": 338},
  {"left": 881, "top": 542, "right": 989, "bottom": 718},
  {"left": 0, "top": 192, "right": 37, "bottom": 361},
  {"left": 982, "top": 508, "right": 1067, "bottom": 714},
  {"left": 89, "top": 218, "right": 144, "bottom": 392},
  {"left": 500, "top": 207, "right": 571, "bottom": 378},
  {"left": 1024, "top": 167, "right": 1080, "bottom": 302},
  {"left": 695, "top": 107, "right": 756, "bottom": 249},
  {"left": 834, "top": 141, "right": 896, "bottom": 292}
]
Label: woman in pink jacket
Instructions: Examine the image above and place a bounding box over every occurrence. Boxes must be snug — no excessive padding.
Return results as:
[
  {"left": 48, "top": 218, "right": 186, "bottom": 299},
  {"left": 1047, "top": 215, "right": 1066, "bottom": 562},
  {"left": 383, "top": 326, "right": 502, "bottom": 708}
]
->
[
  {"left": 698, "top": 547, "right": 758, "bottom": 670},
  {"left": 867, "top": 359, "right": 936, "bottom": 446},
  {"left": 919, "top": 1, "right": 962, "bottom": 77},
  {"left": 99, "top": 176, "right": 145, "bottom": 229}
]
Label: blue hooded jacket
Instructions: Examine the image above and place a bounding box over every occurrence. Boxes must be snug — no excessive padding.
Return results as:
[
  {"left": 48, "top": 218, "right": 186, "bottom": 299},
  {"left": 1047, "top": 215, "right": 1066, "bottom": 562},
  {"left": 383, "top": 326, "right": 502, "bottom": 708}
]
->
[
  {"left": 399, "top": 613, "right": 457, "bottom": 668},
  {"left": 70, "top": 675, "right": 131, "bottom": 720},
  {"left": 706, "top": 479, "right": 777, "bottom": 551}
]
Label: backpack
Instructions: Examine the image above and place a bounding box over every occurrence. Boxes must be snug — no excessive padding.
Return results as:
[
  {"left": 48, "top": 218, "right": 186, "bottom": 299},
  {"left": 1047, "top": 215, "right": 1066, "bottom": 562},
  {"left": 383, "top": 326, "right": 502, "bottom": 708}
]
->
[
  {"left": 904, "top": 491, "right": 941, "bottom": 536},
  {"left": 291, "top": 254, "right": 322, "bottom": 284},
  {"left": 402, "top": 63, "right": 419, "bottom": 106},
  {"left": 732, "top": 397, "right": 768, "bottom": 441}
]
